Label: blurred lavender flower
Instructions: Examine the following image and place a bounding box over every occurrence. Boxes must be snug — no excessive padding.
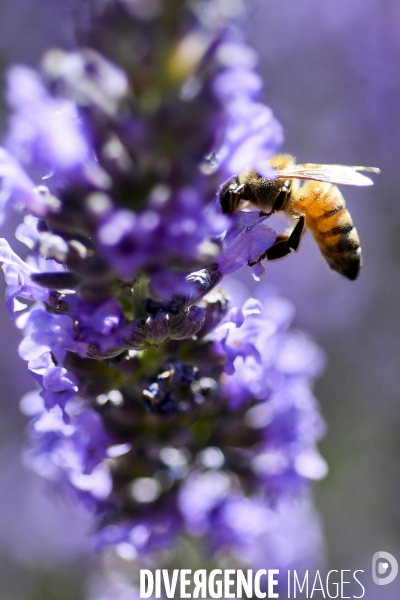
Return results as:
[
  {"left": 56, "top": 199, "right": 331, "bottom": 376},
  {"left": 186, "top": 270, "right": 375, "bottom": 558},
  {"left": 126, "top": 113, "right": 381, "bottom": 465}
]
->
[
  {"left": 0, "top": 0, "right": 326, "bottom": 578},
  {"left": 84, "top": 484, "right": 324, "bottom": 599},
  {"left": 19, "top": 290, "right": 326, "bottom": 572},
  {"left": 86, "top": 490, "right": 324, "bottom": 599}
]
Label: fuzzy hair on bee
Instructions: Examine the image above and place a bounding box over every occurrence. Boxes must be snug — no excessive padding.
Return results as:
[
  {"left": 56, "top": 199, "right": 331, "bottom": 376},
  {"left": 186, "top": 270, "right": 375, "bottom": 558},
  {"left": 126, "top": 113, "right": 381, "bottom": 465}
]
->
[{"left": 219, "top": 154, "right": 380, "bottom": 280}]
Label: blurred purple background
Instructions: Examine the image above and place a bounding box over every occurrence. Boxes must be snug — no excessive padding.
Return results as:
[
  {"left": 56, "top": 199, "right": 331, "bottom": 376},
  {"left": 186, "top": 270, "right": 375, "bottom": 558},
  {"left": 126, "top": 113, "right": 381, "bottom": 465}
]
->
[
  {"left": 0, "top": 0, "right": 400, "bottom": 597},
  {"left": 247, "top": 1, "right": 400, "bottom": 597}
]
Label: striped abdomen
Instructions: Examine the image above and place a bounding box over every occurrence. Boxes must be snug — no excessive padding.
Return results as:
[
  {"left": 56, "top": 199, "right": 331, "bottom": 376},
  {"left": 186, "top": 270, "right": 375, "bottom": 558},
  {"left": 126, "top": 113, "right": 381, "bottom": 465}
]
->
[{"left": 292, "top": 181, "right": 361, "bottom": 280}]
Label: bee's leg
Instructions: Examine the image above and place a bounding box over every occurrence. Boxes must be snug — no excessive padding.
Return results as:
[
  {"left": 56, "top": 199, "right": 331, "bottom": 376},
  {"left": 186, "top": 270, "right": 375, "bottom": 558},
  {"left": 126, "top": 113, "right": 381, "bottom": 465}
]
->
[
  {"left": 220, "top": 182, "right": 246, "bottom": 213},
  {"left": 265, "top": 216, "right": 305, "bottom": 261},
  {"left": 273, "top": 179, "right": 292, "bottom": 211},
  {"left": 233, "top": 183, "right": 245, "bottom": 194}
]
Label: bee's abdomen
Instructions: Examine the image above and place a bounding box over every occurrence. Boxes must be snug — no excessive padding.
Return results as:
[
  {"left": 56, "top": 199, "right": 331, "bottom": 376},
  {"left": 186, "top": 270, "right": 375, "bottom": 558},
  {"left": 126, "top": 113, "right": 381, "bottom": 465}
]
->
[
  {"left": 317, "top": 214, "right": 361, "bottom": 280},
  {"left": 294, "top": 182, "right": 361, "bottom": 280}
]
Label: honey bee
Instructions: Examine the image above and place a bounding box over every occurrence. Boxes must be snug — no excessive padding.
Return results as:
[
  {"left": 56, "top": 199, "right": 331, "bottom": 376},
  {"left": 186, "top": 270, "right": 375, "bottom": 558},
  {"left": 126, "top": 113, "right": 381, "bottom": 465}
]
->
[{"left": 219, "top": 154, "right": 380, "bottom": 280}]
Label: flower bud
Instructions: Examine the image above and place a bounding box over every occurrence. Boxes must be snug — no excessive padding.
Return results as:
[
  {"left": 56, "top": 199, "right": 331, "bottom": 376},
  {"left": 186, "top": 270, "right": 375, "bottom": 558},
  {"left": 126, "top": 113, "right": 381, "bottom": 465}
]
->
[
  {"left": 86, "top": 344, "right": 125, "bottom": 359},
  {"left": 145, "top": 314, "right": 170, "bottom": 345},
  {"left": 120, "top": 319, "right": 146, "bottom": 350},
  {"left": 167, "top": 360, "right": 198, "bottom": 385},
  {"left": 169, "top": 305, "right": 206, "bottom": 340},
  {"left": 143, "top": 383, "right": 178, "bottom": 415}
]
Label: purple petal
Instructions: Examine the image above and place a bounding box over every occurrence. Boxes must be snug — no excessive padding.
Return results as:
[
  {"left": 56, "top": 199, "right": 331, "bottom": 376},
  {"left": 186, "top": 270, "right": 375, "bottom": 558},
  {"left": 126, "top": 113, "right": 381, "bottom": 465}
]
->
[
  {"left": 6, "top": 66, "right": 90, "bottom": 172},
  {"left": 217, "top": 212, "right": 276, "bottom": 275}
]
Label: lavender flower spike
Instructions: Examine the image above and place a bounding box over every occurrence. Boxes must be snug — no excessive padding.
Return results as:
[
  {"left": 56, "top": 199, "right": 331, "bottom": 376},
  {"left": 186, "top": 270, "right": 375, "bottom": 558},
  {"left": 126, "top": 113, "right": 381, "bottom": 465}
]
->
[{"left": 0, "top": 0, "right": 327, "bottom": 581}]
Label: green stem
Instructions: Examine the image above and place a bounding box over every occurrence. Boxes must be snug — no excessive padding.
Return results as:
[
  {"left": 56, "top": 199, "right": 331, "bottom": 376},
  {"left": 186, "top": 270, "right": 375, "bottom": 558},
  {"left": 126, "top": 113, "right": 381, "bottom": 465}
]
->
[{"left": 132, "top": 275, "right": 150, "bottom": 319}]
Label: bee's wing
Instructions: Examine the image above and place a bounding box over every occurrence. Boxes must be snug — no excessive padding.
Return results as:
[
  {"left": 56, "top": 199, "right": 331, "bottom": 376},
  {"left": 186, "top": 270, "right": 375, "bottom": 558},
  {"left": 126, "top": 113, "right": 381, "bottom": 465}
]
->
[{"left": 275, "top": 163, "right": 381, "bottom": 186}]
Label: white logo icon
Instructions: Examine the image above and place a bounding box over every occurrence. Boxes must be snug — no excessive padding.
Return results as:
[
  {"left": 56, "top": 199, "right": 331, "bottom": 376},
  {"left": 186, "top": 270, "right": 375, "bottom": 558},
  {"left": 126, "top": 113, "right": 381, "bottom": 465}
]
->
[{"left": 372, "top": 552, "right": 398, "bottom": 585}]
